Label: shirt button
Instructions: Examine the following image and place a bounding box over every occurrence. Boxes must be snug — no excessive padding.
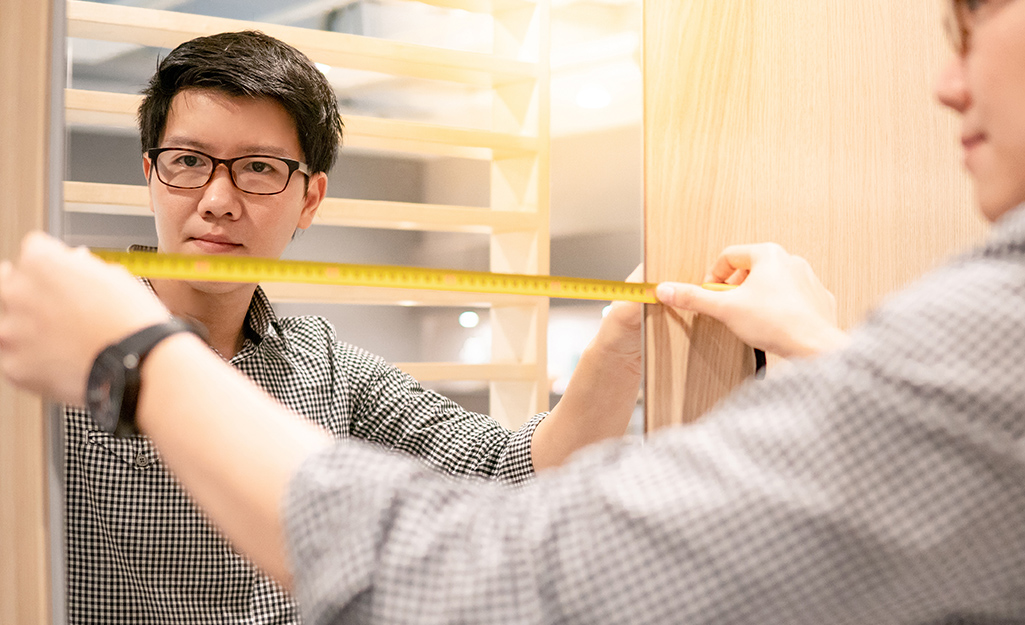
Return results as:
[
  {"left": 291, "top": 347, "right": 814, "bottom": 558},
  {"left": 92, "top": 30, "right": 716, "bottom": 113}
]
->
[{"left": 134, "top": 453, "right": 151, "bottom": 468}]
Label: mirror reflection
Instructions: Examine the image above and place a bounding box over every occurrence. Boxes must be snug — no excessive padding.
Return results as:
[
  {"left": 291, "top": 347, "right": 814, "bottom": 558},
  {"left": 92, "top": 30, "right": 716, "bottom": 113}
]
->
[{"left": 62, "top": 0, "right": 640, "bottom": 621}]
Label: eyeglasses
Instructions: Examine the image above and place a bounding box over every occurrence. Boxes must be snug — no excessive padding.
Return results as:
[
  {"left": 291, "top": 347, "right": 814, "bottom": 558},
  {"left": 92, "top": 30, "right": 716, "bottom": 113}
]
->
[
  {"left": 146, "top": 147, "right": 310, "bottom": 196},
  {"left": 946, "top": 0, "right": 1018, "bottom": 55}
]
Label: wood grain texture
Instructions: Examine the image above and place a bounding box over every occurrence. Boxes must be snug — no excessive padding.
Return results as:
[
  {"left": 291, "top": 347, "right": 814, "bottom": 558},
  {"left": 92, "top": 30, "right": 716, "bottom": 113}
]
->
[
  {"left": 644, "top": 0, "right": 986, "bottom": 430},
  {"left": 0, "top": 1, "right": 54, "bottom": 623}
]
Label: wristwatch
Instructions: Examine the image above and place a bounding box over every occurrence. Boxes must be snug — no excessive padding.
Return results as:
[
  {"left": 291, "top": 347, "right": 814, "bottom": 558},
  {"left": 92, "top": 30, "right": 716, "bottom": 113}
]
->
[{"left": 86, "top": 318, "right": 204, "bottom": 438}]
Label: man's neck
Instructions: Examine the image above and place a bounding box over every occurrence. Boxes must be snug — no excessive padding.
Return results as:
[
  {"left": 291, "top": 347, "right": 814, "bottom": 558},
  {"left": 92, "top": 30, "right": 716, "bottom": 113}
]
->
[{"left": 149, "top": 278, "right": 257, "bottom": 360}]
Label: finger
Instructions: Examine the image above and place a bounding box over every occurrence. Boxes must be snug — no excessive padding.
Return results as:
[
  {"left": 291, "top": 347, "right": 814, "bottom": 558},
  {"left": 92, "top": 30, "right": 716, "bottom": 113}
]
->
[
  {"left": 655, "top": 282, "right": 724, "bottom": 318},
  {"left": 707, "top": 245, "right": 760, "bottom": 281},
  {"left": 724, "top": 268, "right": 748, "bottom": 285}
]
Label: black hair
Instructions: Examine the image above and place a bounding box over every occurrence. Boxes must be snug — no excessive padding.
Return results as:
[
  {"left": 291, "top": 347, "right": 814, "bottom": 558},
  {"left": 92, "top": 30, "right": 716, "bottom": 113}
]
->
[{"left": 138, "top": 31, "right": 342, "bottom": 175}]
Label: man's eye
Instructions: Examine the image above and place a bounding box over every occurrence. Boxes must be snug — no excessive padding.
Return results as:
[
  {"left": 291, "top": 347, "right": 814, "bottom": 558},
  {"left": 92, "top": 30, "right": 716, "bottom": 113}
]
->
[
  {"left": 243, "top": 160, "right": 281, "bottom": 175},
  {"left": 180, "top": 155, "right": 199, "bottom": 167}
]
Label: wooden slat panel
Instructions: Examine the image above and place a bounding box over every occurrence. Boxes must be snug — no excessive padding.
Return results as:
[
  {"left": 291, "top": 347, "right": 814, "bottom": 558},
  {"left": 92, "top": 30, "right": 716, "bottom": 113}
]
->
[
  {"left": 416, "top": 0, "right": 536, "bottom": 13},
  {"left": 63, "top": 181, "right": 541, "bottom": 234},
  {"left": 392, "top": 362, "right": 538, "bottom": 382},
  {"left": 262, "top": 282, "right": 542, "bottom": 307},
  {"left": 68, "top": 1, "right": 537, "bottom": 87},
  {"left": 0, "top": 1, "right": 53, "bottom": 623},
  {"left": 643, "top": 0, "right": 985, "bottom": 430},
  {"left": 64, "top": 89, "right": 538, "bottom": 158}
]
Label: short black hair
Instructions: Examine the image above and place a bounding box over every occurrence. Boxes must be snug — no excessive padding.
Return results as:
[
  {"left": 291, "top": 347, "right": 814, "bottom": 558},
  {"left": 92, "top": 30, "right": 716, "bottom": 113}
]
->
[{"left": 138, "top": 31, "right": 343, "bottom": 175}]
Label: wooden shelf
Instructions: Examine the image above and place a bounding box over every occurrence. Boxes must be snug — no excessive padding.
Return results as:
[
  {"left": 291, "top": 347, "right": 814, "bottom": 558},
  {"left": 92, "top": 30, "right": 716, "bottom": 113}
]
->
[
  {"left": 262, "top": 281, "right": 543, "bottom": 308},
  {"left": 411, "top": 0, "right": 536, "bottom": 12},
  {"left": 392, "top": 362, "right": 538, "bottom": 382},
  {"left": 65, "top": 89, "right": 539, "bottom": 158},
  {"left": 68, "top": 1, "right": 538, "bottom": 88},
  {"left": 64, "top": 182, "right": 540, "bottom": 233}
]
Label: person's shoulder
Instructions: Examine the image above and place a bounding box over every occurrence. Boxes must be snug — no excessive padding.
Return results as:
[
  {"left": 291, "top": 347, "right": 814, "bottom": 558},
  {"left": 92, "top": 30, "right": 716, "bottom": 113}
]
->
[
  {"left": 276, "top": 313, "right": 395, "bottom": 369},
  {"left": 276, "top": 313, "right": 338, "bottom": 346}
]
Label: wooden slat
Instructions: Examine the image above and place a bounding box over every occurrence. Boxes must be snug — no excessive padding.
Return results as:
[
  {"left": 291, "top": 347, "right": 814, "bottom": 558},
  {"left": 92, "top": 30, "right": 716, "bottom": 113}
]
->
[
  {"left": 0, "top": 1, "right": 53, "bottom": 623},
  {"left": 68, "top": 1, "right": 537, "bottom": 87},
  {"left": 415, "top": 0, "right": 536, "bottom": 13},
  {"left": 64, "top": 89, "right": 539, "bottom": 158},
  {"left": 392, "top": 362, "right": 538, "bottom": 381},
  {"left": 63, "top": 181, "right": 541, "bottom": 234},
  {"left": 262, "top": 282, "right": 543, "bottom": 307},
  {"left": 643, "top": 0, "right": 984, "bottom": 430}
]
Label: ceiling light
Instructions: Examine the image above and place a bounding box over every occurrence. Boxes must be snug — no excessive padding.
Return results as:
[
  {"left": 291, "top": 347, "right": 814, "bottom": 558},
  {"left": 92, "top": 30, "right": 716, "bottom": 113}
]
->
[{"left": 459, "top": 311, "right": 480, "bottom": 328}]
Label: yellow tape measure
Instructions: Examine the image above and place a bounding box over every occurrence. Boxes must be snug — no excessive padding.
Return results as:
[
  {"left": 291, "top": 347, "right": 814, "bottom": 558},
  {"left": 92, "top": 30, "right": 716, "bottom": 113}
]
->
[{"left": 93, "top": 250, "right": 670, "bottom": 303}]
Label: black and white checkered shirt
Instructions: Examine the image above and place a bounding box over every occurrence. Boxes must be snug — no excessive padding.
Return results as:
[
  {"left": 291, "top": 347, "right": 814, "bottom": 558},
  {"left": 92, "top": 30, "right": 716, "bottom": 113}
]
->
[
  {"left": 65, "top": 285, "right": 542, "bottom": 624},
  {"left": 285, "top": 204, "right": 1025, "bottom": 624}
]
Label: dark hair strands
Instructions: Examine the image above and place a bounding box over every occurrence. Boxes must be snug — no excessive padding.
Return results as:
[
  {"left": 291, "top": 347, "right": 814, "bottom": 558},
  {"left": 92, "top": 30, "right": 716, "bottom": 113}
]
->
[{"left": 138, "top": 31, "right": 344, "bottom": 175}]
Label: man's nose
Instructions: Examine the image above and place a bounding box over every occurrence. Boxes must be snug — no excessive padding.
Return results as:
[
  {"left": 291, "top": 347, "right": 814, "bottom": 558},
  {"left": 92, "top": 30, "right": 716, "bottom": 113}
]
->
[
  {"left": 197, "top": 164, "right": 242, "bottom": 219},
  {"left": 935, "top": 55, "right": 970, "bottom": 113}
]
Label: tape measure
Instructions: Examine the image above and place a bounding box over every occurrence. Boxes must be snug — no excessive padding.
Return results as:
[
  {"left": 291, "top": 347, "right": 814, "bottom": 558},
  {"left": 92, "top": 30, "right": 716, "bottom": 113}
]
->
[{"left": 93, "top": 250, "right": 670, "bottom": 303}]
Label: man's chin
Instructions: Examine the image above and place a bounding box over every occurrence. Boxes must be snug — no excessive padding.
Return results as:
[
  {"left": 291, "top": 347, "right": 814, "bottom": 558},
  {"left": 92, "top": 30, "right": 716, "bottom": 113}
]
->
[{"left": 185, "top": 279, "right": 251, "bottom": 294}]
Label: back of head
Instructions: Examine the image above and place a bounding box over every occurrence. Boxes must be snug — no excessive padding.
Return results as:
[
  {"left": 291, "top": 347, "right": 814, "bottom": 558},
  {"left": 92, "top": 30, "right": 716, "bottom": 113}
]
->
[{"left": 138, "top": 31, "right": 343, "bottom": 175}]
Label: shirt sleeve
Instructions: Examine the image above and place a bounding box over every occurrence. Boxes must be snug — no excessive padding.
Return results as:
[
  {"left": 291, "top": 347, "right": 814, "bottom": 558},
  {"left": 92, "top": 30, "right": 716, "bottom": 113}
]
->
[
  {"left": 337, "top": 341, "right": 542, "bottom": 484},
  {"left": 285, "top": 249, "right": 1025, "bottom": 624}
]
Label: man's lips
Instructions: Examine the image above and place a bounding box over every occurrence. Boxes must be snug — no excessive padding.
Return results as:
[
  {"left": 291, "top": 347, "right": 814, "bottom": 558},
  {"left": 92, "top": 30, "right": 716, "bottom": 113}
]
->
[
  {"left": 962, "top": 133, "right": 985, "bottom": 150},
  {"left": 189, "top": 237, "right": 242, "bottom": 253}
]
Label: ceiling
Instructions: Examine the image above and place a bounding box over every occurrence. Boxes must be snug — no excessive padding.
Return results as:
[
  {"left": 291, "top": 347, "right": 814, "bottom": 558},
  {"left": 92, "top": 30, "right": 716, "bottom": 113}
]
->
[{"left": 68, "top": 0, "right": 643, "bottom": 137}]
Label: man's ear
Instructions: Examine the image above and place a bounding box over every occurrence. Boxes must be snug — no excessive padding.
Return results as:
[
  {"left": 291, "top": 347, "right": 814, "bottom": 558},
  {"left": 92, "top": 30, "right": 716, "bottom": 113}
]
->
[
  {"left": 142, "top": 154, "right": 156, "bottom": 215},
  {"left": 296, "top": 171, "right": 328, "bottom": 230}
]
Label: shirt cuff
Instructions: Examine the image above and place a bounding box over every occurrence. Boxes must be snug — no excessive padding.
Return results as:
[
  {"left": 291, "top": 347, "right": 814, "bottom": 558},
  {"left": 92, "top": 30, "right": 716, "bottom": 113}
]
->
[{"left": 496, "top": 411, "right": 547, "bottom": 484}]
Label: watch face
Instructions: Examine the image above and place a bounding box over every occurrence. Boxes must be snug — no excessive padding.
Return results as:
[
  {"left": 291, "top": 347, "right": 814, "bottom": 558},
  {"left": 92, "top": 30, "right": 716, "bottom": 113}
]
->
[{"left": 86, "top": 348, "right": 126, "bottom": 433}]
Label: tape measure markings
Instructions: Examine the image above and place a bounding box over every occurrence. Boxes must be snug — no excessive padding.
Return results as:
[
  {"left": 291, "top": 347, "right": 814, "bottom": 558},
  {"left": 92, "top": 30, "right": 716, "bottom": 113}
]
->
[{"left": 93, "top": 250, "right": 663, "bottom": 303}]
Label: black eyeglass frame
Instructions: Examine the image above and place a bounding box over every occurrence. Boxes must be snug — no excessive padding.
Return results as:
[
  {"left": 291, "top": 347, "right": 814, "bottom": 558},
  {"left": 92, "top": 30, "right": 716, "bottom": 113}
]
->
[{"left": 145, "top": 147, "right": 311, "bottom": 196}]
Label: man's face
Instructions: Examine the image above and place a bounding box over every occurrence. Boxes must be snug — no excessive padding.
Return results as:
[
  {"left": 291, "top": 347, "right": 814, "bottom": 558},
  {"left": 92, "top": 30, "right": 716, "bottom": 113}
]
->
[
  {"left": 936, "top": 0, "right": 1025, "bottom": 222},
  {"left": 143, "top": 89, "right": 326, "bottom": 267}
]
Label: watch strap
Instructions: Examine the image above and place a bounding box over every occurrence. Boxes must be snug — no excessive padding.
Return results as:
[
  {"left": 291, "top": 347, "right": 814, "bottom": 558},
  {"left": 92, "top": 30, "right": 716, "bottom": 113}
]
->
[{"left": 91, "top": 318, "right": 204, "bottom": 437}]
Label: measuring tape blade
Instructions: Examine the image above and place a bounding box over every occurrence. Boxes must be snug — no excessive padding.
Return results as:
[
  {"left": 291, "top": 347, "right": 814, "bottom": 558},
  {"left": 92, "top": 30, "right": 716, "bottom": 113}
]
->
[{"left": 92, "top": 250, "right": 663, "bottom": 304}]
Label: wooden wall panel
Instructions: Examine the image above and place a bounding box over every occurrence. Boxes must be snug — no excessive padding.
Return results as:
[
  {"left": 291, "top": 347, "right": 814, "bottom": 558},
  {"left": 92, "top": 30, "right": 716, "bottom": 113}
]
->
[
  {"left": 644, "top": 1, "right": 986, "bottom": 429},
  {"left": 0, "top": 0, "right": 55, "bottom": 623}
]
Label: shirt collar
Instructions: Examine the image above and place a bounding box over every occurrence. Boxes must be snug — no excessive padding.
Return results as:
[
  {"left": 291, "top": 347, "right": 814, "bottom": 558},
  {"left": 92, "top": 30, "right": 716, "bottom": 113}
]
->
[
  {"left": 982, "top": 202, "right": 1025, "bottom": 253},
  {"left": 127, "top": 245, "right": 289, "bottom": 350}
]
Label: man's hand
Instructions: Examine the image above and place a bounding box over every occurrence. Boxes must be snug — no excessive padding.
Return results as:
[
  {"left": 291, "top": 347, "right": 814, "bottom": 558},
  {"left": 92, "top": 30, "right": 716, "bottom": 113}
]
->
[
  {"left": 0, "top": 232, "right": 169, "bottom": 404},
  {"left": 591, "top": 264, "right": 644, "bottom": 375},
  {"left": 655, "top": 243, "right": 848, "bottom": 359}
]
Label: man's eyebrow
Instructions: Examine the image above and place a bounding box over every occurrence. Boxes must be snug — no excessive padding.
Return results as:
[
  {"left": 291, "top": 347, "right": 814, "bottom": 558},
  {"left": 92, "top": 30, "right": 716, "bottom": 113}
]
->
[{"left": 159, "top": 137, "right": 296, "bottom": 158}]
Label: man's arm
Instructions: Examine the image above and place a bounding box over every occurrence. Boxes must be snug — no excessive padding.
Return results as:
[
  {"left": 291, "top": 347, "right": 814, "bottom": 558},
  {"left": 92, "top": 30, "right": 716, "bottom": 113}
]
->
[{"left": 531, "top": 280, "right": 643, "bottom": 469}]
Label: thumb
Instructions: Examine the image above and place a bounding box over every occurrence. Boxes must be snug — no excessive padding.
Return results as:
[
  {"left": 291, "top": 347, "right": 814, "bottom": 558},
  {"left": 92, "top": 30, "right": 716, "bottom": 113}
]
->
[{"left": 656, "top": 282, "right": 723, "bottom": 317}]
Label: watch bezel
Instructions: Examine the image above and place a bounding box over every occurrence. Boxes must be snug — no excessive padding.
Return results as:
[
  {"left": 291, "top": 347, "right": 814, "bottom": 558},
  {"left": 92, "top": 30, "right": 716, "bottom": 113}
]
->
[{"left": 85, "top": 318, "right": 204, "bottom": 437}]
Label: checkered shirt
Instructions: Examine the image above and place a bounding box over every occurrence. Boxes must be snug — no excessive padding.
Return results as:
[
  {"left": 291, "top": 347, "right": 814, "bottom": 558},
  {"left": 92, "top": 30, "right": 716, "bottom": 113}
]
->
[
  {"left": 65, "top": 285, "right": 542, "bottom": 624},
  {"left": 285, "top": 205, "right": 1025, "bottom": 624}
]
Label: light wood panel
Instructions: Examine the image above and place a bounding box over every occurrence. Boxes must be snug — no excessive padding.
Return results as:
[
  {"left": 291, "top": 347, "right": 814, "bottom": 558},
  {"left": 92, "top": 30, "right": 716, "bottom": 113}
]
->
[
  {"left": 394, "top": 362, "right": 536, "bottom": 381},
  {"left": 261, "top": 282, "right": 541, "bottom": 307},
  {"left": 643, "top": 1, "right": 985, "bottom": 429},
  {"left": 0, "top": 1, "right": 55, "bottom": 623},
  {"left": 489, "top": 2, "right": 550, "bottom": 424}
]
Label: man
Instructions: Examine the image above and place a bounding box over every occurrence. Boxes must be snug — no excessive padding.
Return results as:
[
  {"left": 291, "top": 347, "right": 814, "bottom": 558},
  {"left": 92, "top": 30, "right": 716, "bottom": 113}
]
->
[
  {"left": 57, "top": 30, "right": 651, "bottom": 624},
  {"left": 14, "top": 0, "right": 1020, "bottom": 621}
]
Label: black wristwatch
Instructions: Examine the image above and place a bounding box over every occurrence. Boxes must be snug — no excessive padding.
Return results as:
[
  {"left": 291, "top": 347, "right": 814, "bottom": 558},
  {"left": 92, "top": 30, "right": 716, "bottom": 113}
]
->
[{"left": 86, "top": 319, "right": 204, "bottom": 438}]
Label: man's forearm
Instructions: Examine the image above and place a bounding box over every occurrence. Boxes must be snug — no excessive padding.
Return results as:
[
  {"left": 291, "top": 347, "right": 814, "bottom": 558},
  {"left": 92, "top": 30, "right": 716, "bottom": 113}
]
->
[{"left": 530, "top": 334, "right": 641, "bottom": 469}]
